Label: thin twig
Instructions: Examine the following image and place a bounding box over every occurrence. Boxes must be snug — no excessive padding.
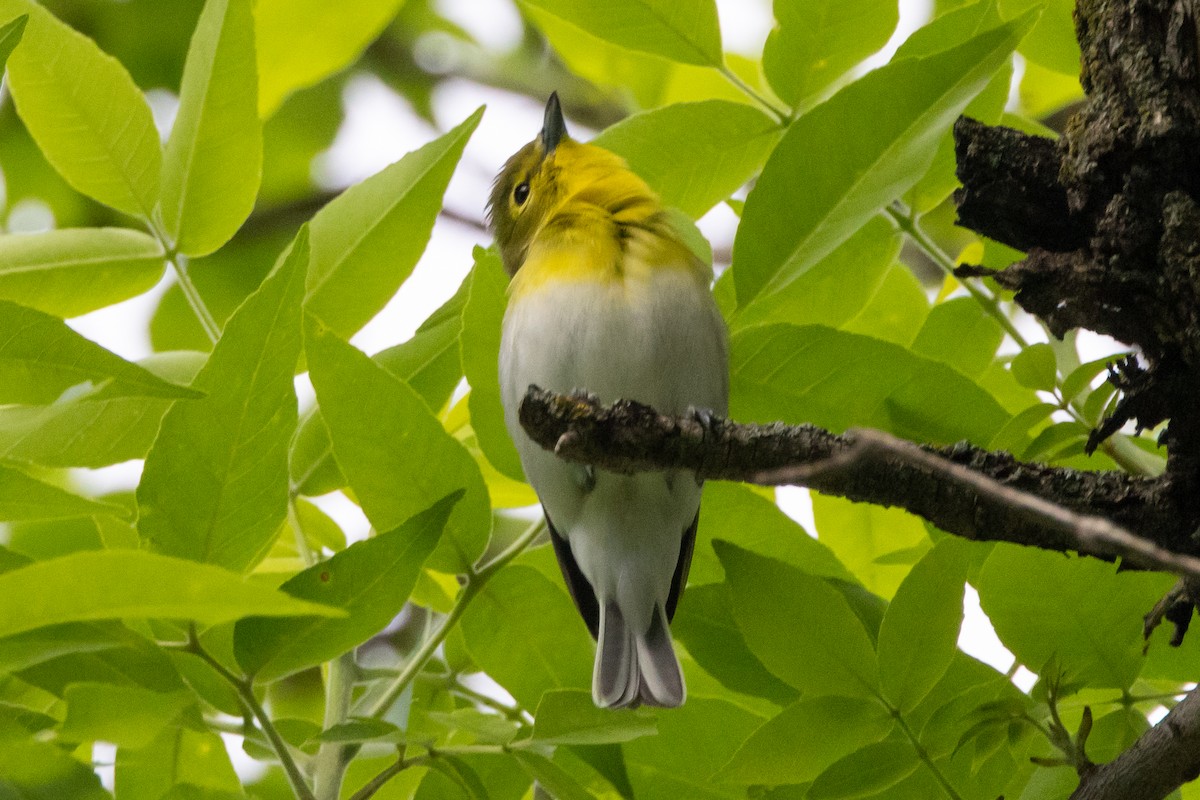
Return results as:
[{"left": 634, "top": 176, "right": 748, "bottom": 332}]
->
[{"left": 770, "top": 428, "right": 1200, "bottom": 578}]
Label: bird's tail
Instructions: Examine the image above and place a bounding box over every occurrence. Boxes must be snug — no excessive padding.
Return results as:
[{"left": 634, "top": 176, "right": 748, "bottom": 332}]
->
[{"left": 594, "top": 600, "right": 685, "bottom": 708}]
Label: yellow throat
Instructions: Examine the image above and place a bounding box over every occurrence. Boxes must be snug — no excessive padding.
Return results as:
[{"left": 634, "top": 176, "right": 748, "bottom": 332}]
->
[{"left": 487, "top": 95, "right": 701, "bottom": 294}]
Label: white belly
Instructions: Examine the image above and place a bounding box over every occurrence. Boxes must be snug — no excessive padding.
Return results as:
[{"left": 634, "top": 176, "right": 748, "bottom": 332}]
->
[{"left": 498, "top": 267, "right": 728, "bottom": 633}]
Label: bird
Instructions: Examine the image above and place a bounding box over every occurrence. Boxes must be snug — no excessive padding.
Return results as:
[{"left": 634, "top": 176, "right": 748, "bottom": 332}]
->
[{"left": 489, "top": 93, "right": 729, "bottom": 708}]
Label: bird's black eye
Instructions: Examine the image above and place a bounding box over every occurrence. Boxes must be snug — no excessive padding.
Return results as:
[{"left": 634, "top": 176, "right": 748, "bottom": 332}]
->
[{"left": 513, "top": 181, "right": 530, "bottom": 206}]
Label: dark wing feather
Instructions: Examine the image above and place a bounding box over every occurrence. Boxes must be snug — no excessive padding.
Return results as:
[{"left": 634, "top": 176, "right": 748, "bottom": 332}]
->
[
  {"left": 546, "top": 512, "right": 600, "bottom": 639},
  {"left": 665, "top": 510, "right": 699, "bottom": 622}
]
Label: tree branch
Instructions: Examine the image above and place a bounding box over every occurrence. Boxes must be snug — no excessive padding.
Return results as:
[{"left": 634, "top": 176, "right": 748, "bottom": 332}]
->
[
  {"left": 1071, "top": 684, "right": 1200, "bottom": 799},
  {"left": 517, "top": 386, "right": 1187, "bottom": 564}
]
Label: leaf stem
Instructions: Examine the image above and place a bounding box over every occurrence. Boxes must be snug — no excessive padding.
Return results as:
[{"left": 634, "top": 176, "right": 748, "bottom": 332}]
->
[
  {"left": 187, "top": 628, "right": 316, "bottom": 800},
  {"left": 718, "top": 64, "right": 790, "bottom": 124},
  {"left": 892, "top": 706, "right": 967, "bottom": 800},
  {"left": 171, "top": 253, "right": 222, "bottom": 344},
  {"left": 361, "top": 518, "right": 545, "bottom": 720},
  {"left": 314, "top": 652, "right": 357, "bottom": 800},
  {"left": 884, "top": 204, "right": 1029, "bottom": 348},
  {"left": 348, "top": 752, "right": 426, "bottom": 800}
]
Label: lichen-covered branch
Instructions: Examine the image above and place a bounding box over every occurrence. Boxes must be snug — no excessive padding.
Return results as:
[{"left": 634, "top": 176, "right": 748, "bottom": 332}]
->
[{"left": 518, "top": 387, "right": 1184, "bottom": 560}]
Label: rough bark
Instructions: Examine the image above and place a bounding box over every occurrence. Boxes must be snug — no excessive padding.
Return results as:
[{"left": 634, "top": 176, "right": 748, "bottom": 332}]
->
[
  {"left": 519, "top": 388, "right": 1191, "bottom": 569},
  {"left": 950, "top": 1, "right": 1200, "bottom": 797}
]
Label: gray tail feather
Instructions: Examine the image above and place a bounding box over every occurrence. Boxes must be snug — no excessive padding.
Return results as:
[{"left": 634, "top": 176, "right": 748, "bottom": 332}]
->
[{"left": 594, "top": 601, "right": 685, "bottom": 709}]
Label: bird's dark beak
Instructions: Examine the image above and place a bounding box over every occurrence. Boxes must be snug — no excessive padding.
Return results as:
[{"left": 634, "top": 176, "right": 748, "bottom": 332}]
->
[{"left": 541, "top": 92, "right": 567, "bottom": 154}]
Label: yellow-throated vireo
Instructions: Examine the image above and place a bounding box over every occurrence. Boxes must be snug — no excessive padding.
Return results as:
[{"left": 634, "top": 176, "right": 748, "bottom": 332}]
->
[{"left": 490, "top": 94, "right": 729, "bottom": 708}]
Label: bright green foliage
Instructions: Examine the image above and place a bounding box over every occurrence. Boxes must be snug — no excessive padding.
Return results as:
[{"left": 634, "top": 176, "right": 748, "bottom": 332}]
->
[
  {"left": 733, "top": 13, "right": 1034, "bottom": 308},
  {"left": 0, "top": 13, "right": 25, "bottom": 70},
  {"left": 0, "top": 351, "right": 204, "bottom": 468},
  {"left": 719, "top": 542, "right": 881, "bottom": 698},
  {"left": 763, "top": 0, "right": 899, "bottom": 106},
  {"left": 978, "top": 544, "right": 1174, "bottom": 688},
  {"left": 59, "top": 683, "right": 195, "bottom": 748},
  {"left": 1011, "top": 342, "right": 1059, "bottom": 391},
  {"left": 0, "top": 0, "right": 161, "bottom": 219},
  {"left": 0, "top": 464, "right": 123, "bottom": 520},
  {"left": 460, "top": 565, "right": 593, "bottom": 707},
  {"left": 519, "top": 0, "right": 723, "bottom": 66},
  {"left": 0, "top": 1, "right": 1180, "bottom": 797},
  {"left": 0, "top": 300, "right": 200, "bottom": 405},
  {"left": 0, "top": 549, "right": 341, "bottom": 639},
  {"left": 731, "top": 324, "right": 1010, "bottom": 445},
  {"left": 461, "top": 247, "right": 525, "bottom": 480},
  {"left": 137, "top": 228, "right": 307, "bottom": 571},
  {"left": 254, "top": 0, "right": 406, "bottom": 117},
  {"left": 304, "top": 107, "right": 482, "bottom": 338},
  {"left": 305, "top": 319, "right": 490, "bottom": 572},
  {"left": 233, "top": 493, "right": 454, "bottom": 681},
  {"left": 161, "top": 0, "right": 261, "bottom": 256},
  {"left": 716, "top": 695, "right": 894, "bottom": 785},
  {"left": 594, "top": 100, "right": 781, "bottom": 218},
  {"left": 0, "top": 228, "right": 165, "bottom": 317},
  {"left": 530, "top": 689, "right": 657, "bottom": 744},
  {"left": 877, "top": 540, "right": 969, "bottom": 712},
  {"left": 808, "top": 741, "right": 921, "bottom": 798}
]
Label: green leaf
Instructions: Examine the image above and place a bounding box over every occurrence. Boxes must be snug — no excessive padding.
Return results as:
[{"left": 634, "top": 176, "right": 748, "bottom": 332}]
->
[
  {"left": 461, "top": 247, "right": 524, "bottom": 480},
  {"left": 315, "top": 717, "right": 401, "bottom": 744},
  {"left": 0, "top": 549, "right": 341, "bottom": 639},
  {"left": 897, "top": 1, "right": 1012, "bottom": 212},
  {"left": 60, "top": 683, "right": 194, "bottom": 747},
  {"left": 234, "top": 493, "right": 454, "bottom": 681},
  {"left": 138, "top": 228, "right": 307, "bottom": 572},
  {"left": 692, "top": 482, "right": 853, "bottom": 586},
  {"left": 531, "top": 689, "right": 657, "bottom": 745},
  {"left": 289, "top": 278, "right": 470, "bottom": 497},
  {"left": 459, "top": 565, "right": 593, "bottom": 708},
  {"left": 715, "top": 695, "right": 894, "bottom": 785},
  {"left": 624, "top": 697, "right": 764, "bottom": 800},
  {"left": 519, "top": 0, "right": 723, "bottom": 66},
  {"left": 0, "top": 739, "right": 110, "bottom": 800},
  {"left": 306, "top": 319, "right": 490, "bottom": 572},
  {"left": 717, "top": 542, "right": 880, "bottom": 698},
  {"left": 1000, "top": 0, "right": 1078, "bottom": 75},
  {"left": 161, "top": 0, "right": 262, "bottom": 256},
  {"left": 0, "top": 621, "right": 131, "bottom": 673},
  {"left": 0, "top": 0, "right": 161, "bottom": 218},
  {"left": 114, "top": 725, "right": 241, "bottom": 800},
  {"left": 0, "top": 228, "right": 165, "bottom": 317},
  {"left": 877, "top": 540, "right": 969, "bottom": 712},
  {"left": 731, "top": 215, "right": 901, "bottom": 331},
  {"left": 810, "top": 494, "right": 930, "bottom": 599},
  {"left": 763, "top": 0, "right": 899, "bottom": 106},
  {"left": 0, "top": 14, "right": 28, "bottom": 76},
  {"left": 593, "top": 100, "right": 781, "bottom": 218},
  {"left": 305, "top": 107, "right": 482, "bottom": 339},
  {"left": 978, "top": 544, "right": 1172, "bottom": 688},
  {"left": 0, "top": 351, "right": 205, "bottom": 468},
  {"left": 672, "top": 582, "right": 800, "bottom": 705},
  {"left": 254, "top": 0, "right": 405, "bottom": 117},
  {"left": 1061, "top": 355, "right": 1114, "bottom": 403},
  {"left": 808, "top": 741, "right": 920, "bottom": 799},
  {"left": 733, "top": 14, "right": 1033, "bottom": 308},
  {"left": 0, "top": 300, "right": 201, "bottom": 405},
  {"left": 1010, "top": 343, "right": 1058, "bottom": 391},
  {"left": 0, "top": 463, "right": 122, "bottom": 521},
  {"left": 911, "top": 297, "right": 1004, "bottom": 379},
  {"left": 731, "top": 324, "right": 1010, "bottom": 445},
  {"left": 512, "top": 752, "right": 594, "bottom": 800}
]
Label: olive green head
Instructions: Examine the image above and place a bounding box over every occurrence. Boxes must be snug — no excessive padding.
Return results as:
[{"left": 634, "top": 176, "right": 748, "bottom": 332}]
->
[{"left": 487, "top": 93, "right": 570, "bottom": 276}]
